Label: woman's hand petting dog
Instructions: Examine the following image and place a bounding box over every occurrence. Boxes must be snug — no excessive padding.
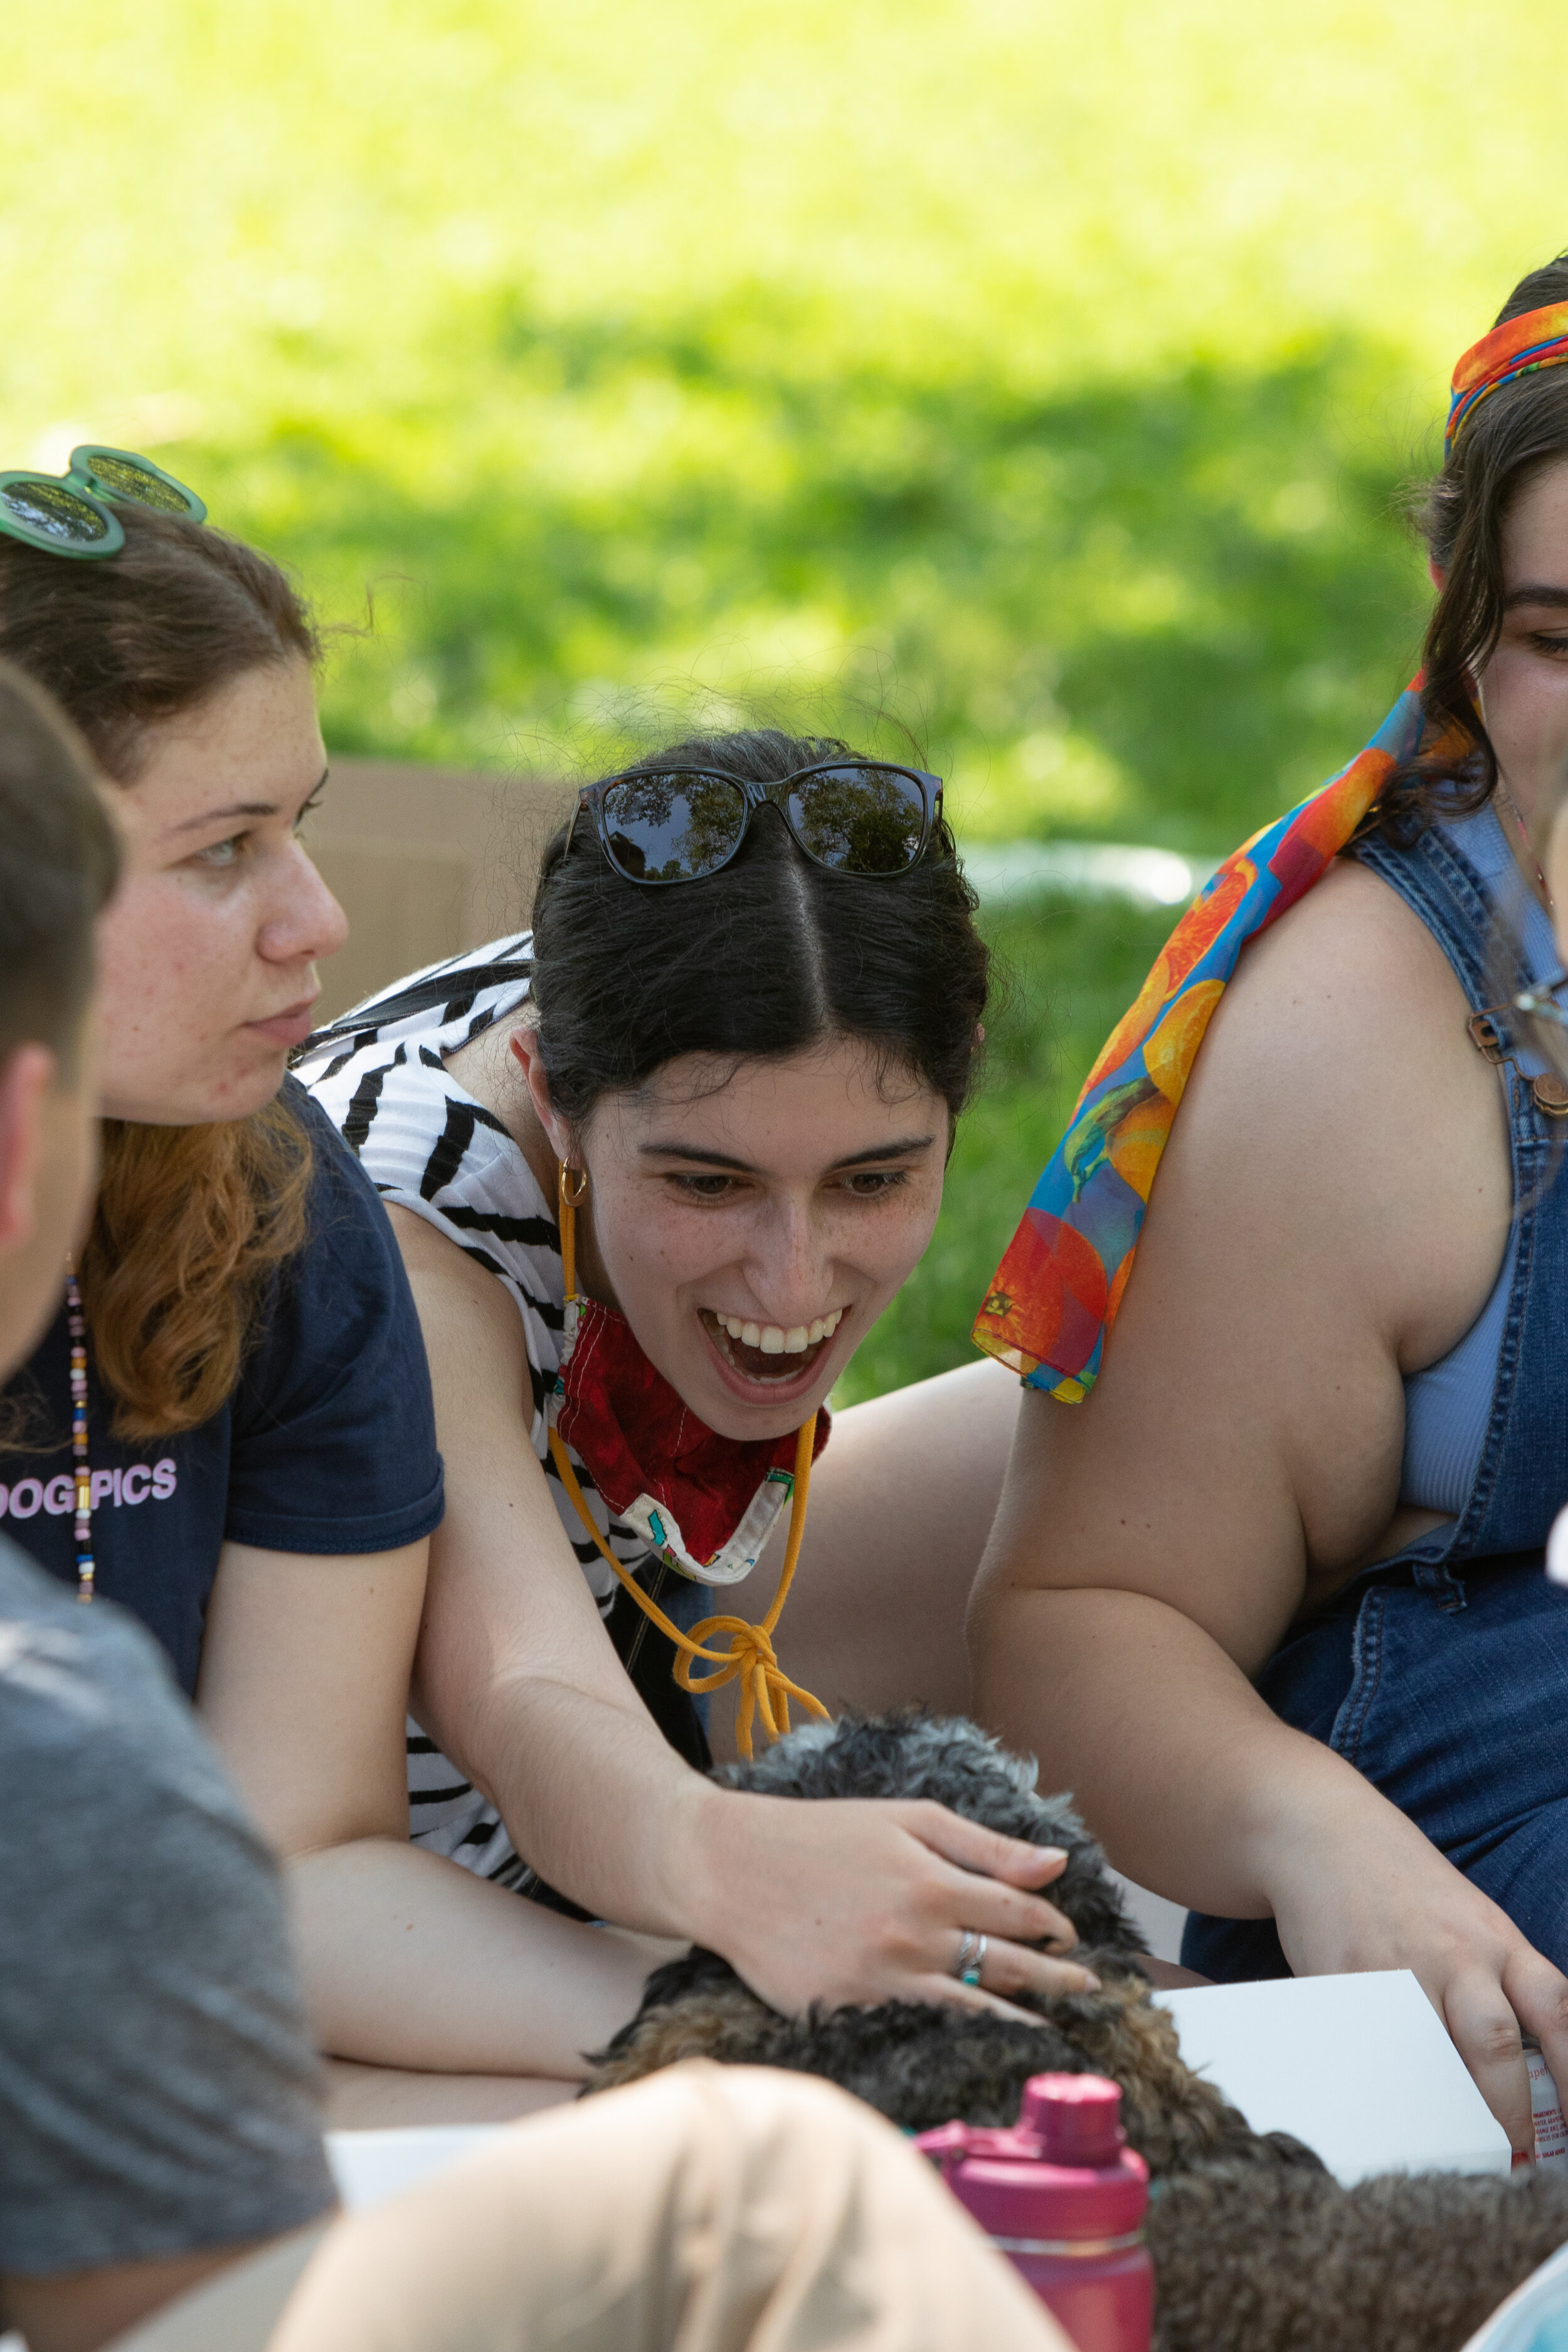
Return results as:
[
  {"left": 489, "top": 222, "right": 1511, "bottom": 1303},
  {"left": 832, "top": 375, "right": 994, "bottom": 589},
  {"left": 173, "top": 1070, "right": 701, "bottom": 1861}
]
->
[{"left": 684, "top": 1791, "right": 1100, "bottom": 2023}]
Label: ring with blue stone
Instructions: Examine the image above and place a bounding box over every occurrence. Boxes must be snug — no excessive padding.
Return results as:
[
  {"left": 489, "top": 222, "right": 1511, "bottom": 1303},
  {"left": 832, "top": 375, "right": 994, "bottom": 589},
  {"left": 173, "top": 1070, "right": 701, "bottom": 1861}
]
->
[{"left": 955, "top": 1929, "right": 987, "bottom": 1987}]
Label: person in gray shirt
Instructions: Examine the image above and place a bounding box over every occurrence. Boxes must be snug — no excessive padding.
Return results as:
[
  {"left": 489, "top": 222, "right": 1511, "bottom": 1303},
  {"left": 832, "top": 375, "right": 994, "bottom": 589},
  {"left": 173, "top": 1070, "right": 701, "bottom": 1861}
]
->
[{"left": 0, "top": 1539, "right": 337, "bottom": 2289}]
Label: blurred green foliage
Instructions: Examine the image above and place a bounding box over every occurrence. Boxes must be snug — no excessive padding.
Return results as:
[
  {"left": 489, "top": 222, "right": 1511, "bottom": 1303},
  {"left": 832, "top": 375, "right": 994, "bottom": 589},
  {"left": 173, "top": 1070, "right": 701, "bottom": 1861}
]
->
[
  {"left": 8, "top": 0, "right": 1568, "bottom": 1398},
  {"left": 201, "top": 314, "right": 1435, "bottom": 1399},
  {"left": 214, "top": 320, "right": 1428, "bottom": 855},
  {"left": 834, "top": 895, "right": 1184, "bottom": 1404},
  {"left": 201, "top": 320, "right": 1430, "bottom": 1399}
]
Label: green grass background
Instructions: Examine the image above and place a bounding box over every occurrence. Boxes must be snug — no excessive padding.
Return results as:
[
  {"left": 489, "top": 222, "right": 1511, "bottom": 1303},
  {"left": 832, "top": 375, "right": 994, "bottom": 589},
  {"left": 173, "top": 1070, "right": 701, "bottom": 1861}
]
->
[{"left": 8, "top": 0, "right": 1568, "bottom": 1398}]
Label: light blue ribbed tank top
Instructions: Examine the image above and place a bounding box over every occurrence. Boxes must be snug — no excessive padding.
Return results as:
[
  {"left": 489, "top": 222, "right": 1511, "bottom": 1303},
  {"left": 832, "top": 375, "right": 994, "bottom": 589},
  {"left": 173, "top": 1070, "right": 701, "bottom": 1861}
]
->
[{"left": 1401, "top": 805, "right": 1560, "bottom": 1515}]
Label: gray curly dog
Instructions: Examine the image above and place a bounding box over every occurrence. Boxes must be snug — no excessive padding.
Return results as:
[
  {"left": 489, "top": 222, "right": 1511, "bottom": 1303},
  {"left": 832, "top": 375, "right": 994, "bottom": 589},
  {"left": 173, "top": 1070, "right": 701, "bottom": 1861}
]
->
[{"left": 584, "top": 1709, "right": 1568, "bottom": 2352}]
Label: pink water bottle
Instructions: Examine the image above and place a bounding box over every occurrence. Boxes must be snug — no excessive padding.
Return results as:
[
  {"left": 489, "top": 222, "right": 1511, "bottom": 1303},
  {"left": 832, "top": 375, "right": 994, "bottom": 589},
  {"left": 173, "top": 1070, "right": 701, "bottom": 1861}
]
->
[{"left": 916, "top": 2074, "right": 1152, "bottom": 2352}]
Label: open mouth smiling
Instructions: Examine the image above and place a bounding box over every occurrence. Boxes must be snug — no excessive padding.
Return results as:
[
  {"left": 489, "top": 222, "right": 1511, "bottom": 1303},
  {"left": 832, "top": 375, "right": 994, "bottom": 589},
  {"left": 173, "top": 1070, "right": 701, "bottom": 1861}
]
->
[{"left": 698, "top": 1306, "right": 845, "bottom": 1387}]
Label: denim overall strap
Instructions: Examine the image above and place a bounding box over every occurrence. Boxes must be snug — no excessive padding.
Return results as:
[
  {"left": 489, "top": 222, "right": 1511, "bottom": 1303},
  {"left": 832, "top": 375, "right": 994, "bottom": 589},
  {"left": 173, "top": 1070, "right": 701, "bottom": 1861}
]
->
[{"left": 1352, "top": 816, "right": 1568, "bottom": 1578}]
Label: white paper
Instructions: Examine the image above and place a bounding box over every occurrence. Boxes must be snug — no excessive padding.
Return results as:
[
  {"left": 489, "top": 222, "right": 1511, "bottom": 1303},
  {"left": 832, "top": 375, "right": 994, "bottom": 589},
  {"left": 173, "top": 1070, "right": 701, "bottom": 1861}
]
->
[
  {"left": 326, "top": 2123, "right": 509, "bottom": 2212},
  {"left": 1108, "top": 1868, "right": 1187, "bottom": 1962},
  {"left": 1154, "top": 1969, "right": 1511, "bottom": 2183}
]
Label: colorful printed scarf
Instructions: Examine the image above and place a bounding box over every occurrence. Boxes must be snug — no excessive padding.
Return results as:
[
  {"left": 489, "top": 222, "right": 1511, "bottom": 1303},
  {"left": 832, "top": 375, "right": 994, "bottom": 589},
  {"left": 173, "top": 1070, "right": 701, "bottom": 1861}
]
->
[{"left": 971, "top": 682, "right": 1433, "bottom": 1400}]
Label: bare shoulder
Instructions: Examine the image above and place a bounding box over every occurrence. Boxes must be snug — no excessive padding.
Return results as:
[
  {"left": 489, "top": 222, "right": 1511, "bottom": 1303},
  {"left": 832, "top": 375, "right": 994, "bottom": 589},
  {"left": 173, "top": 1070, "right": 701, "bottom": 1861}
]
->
[
  {"left": 386, "top": 1203, "right": 527, "bottom": 1364},
  {"left": 986, "top": 854, "right": 1514, "bottom": 1629},
  {"left": 1189, "top": 856, "right": 1489, "bottom": 1140},
  {"left": 1160, "top": 856, "right": 1509, "bottom": 1335},
  {"left": 386, "top": 1199, "right": 486, "bottom": 1282}
]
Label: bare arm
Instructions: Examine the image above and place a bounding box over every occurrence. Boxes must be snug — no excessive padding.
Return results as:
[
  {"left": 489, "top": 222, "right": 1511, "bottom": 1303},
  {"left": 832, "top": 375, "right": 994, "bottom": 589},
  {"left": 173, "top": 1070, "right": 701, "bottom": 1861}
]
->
[
  {"left": 1, "top": 2242, "right": 276, "bottom": 2352},
  {"left": 393, "top": 1204, "right": 1100, "bottom": 2021},
  {"left": 196, "top": 1537, "right": 656, "bottom": 2075},
  {"left": 970, "top": 862, "right": 1568, "bottom": 2151}
]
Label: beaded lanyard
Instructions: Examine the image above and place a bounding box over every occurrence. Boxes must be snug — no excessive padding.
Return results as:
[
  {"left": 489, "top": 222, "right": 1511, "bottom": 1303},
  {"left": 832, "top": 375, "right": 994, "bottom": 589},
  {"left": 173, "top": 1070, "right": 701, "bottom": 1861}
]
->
[{"left": 65, "top": 1260, "right": 95, "bottom": 1602}]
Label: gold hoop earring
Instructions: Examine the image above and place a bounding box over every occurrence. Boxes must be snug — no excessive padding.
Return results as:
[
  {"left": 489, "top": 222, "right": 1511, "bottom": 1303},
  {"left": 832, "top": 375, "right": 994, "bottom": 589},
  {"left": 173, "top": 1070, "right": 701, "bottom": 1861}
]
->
[{"left": 559, "top": 1162, "right": 590, "bottom": 1207}]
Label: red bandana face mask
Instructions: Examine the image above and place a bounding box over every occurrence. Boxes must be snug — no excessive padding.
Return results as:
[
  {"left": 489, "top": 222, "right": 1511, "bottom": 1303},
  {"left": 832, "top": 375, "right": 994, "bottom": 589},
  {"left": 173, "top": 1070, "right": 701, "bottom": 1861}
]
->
[{"left": 545, "top": 1175, "right": 829, "bottom": 1587}]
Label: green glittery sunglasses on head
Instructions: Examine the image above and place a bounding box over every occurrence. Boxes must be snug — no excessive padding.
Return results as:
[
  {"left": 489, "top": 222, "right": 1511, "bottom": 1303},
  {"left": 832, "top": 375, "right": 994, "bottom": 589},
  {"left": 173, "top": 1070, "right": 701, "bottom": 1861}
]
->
[{"left": 0, "top": 447, "right": 206, "bottom": 559}]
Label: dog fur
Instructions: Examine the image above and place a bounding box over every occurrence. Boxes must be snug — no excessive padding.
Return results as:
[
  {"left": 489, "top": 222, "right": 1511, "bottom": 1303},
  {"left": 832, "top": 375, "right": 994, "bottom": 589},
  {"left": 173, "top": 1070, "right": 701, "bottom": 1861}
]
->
[
  {"left": 585, "top": 1710, "right": 1568, "bottom": 2351},
  {"left": 588, "top": 1710, "right": 1313, "bottom": 2171},
  {"left": 1148, "top": 2163, "right": 1568, "bottom": 2352}
]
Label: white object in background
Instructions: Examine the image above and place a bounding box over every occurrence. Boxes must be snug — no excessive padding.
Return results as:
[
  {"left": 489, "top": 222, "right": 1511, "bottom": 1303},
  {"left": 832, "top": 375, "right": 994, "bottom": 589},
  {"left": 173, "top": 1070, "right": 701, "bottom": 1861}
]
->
[
  {"left": 1547, "top": 1502, "right": 1568, "bottom": 1586},
  {"left": 1108, "top": 1868, "right": 1187, "bottom": 1964},
  {"left": 327, "top": 2124, "right": 508, "bottom": 2213},
  {"left": 1154, "top": 1969, "right": 1510, "bottom": 2185},
  {"left": 1459, "top": 2240, "right": 1568, "bottom": 2352},
  {"left": 958, "top": 839, "right": 1217, "bottom": 911}
]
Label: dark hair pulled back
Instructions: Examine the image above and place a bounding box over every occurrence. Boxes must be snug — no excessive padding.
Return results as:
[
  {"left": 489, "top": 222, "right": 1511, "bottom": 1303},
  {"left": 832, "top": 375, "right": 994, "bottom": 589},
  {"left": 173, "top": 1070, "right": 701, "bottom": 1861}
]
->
[
  {"left": 530, "top": 729, "right": 989, "bottom": 1138},
  {"left": 1380, "top": 250, "right": 1568, "bottom": 839}
]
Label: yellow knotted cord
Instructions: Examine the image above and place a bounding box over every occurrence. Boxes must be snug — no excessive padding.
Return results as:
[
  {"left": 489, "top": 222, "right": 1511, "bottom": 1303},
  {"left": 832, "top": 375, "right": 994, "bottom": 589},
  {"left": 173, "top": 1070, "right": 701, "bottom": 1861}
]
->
[{"left": 549, "top": 1162, "right": 829, "bottom": 1761}]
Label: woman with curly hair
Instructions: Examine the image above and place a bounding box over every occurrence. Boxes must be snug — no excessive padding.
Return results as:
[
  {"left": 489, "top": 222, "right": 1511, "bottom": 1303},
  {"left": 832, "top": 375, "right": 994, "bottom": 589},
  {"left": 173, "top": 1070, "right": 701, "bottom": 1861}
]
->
[{"left": 0, "top": 464, "right": 661, "bottom": 2075}]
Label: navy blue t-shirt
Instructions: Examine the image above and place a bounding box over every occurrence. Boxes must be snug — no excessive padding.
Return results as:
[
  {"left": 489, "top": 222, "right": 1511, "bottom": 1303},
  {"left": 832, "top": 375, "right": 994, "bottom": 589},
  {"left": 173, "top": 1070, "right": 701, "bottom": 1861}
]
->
[{"left": 0, "top": 1086, "right": 443, "bottom": 1693}]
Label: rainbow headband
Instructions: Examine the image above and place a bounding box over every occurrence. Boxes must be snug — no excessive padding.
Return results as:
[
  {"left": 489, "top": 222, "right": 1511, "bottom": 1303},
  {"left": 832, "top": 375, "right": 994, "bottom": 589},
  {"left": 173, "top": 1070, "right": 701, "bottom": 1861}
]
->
[{"left": 1446, "top": 298, "right": 1568, "bottom": 455}]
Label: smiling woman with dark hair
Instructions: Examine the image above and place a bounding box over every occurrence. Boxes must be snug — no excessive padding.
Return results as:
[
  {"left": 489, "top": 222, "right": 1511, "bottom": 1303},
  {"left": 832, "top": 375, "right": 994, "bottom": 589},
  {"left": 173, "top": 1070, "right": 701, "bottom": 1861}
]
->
[{"left": 299, "top": 726, "right": 1101, "bottom": 2047}]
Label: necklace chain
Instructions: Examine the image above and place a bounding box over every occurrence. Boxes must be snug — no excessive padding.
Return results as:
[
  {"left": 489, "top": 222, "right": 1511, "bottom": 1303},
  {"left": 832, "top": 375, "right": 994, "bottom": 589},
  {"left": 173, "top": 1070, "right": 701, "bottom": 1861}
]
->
[
  {"left": 65, "top": 1260, "right": 95, "bottom": 1604},
  {"left": 1496, "top": 779, "right": 1555, "bottom": 913}
]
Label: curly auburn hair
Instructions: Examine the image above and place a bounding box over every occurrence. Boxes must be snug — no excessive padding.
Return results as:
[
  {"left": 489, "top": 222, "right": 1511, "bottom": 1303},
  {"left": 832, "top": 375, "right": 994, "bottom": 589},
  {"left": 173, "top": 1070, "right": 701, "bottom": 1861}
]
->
[
  {"left": 1378, "top": 248, "right": 1568, "bottom": 839},
  {"left": 0, "top": 504, "right": 320, "bottom": 1438}
]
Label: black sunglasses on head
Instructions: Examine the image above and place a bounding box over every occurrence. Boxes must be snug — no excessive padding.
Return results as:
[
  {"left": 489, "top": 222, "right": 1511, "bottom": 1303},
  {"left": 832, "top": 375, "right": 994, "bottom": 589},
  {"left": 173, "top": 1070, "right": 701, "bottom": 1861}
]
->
[{"left": 569, "top": 760, "right": 943, "bottom": 885}]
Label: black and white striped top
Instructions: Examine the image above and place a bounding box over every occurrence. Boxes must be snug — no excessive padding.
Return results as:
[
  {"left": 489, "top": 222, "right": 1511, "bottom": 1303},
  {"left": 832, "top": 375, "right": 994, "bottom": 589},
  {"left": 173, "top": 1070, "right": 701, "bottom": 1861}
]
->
[{"left": 295, "top": 936, "right": 657, "bottom": 1891}]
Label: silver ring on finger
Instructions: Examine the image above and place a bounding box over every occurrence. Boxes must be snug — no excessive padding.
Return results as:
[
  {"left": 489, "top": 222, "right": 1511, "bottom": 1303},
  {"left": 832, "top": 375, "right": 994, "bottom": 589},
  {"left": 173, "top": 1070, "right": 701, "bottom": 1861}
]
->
[{"left": 955, "top": 1930, "right": 987, "bottom": 1988}]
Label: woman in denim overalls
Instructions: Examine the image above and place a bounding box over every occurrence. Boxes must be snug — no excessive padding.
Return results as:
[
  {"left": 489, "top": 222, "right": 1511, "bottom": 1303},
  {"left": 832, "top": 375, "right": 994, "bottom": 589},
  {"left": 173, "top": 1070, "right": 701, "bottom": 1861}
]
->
[{"left": 972, "top": 250, "right": 1568, "bottom": 2160}]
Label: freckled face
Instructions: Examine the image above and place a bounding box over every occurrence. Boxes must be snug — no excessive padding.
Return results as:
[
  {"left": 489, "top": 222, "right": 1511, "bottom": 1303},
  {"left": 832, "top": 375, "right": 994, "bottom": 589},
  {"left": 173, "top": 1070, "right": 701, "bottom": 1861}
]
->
[
  {"left": 95, "top": 660, "right": 348, "bottom": 1125},
  {"left": 1478, "top": 455, "right": 1568, "bottom": 835},
  {"left": 525, "top": 1036, "right": 950, "bottom": 1442}
]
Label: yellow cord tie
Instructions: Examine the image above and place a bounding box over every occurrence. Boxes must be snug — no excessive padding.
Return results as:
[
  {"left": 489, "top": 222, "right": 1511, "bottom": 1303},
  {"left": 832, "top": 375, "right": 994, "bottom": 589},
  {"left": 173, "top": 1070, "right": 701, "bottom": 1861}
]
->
[
  {"left": 551, "top": 1159, "right": 828, "bottom": 1761},
  {"left": 546, "top": 1418, "right": 826, "bottom": 1761}
]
